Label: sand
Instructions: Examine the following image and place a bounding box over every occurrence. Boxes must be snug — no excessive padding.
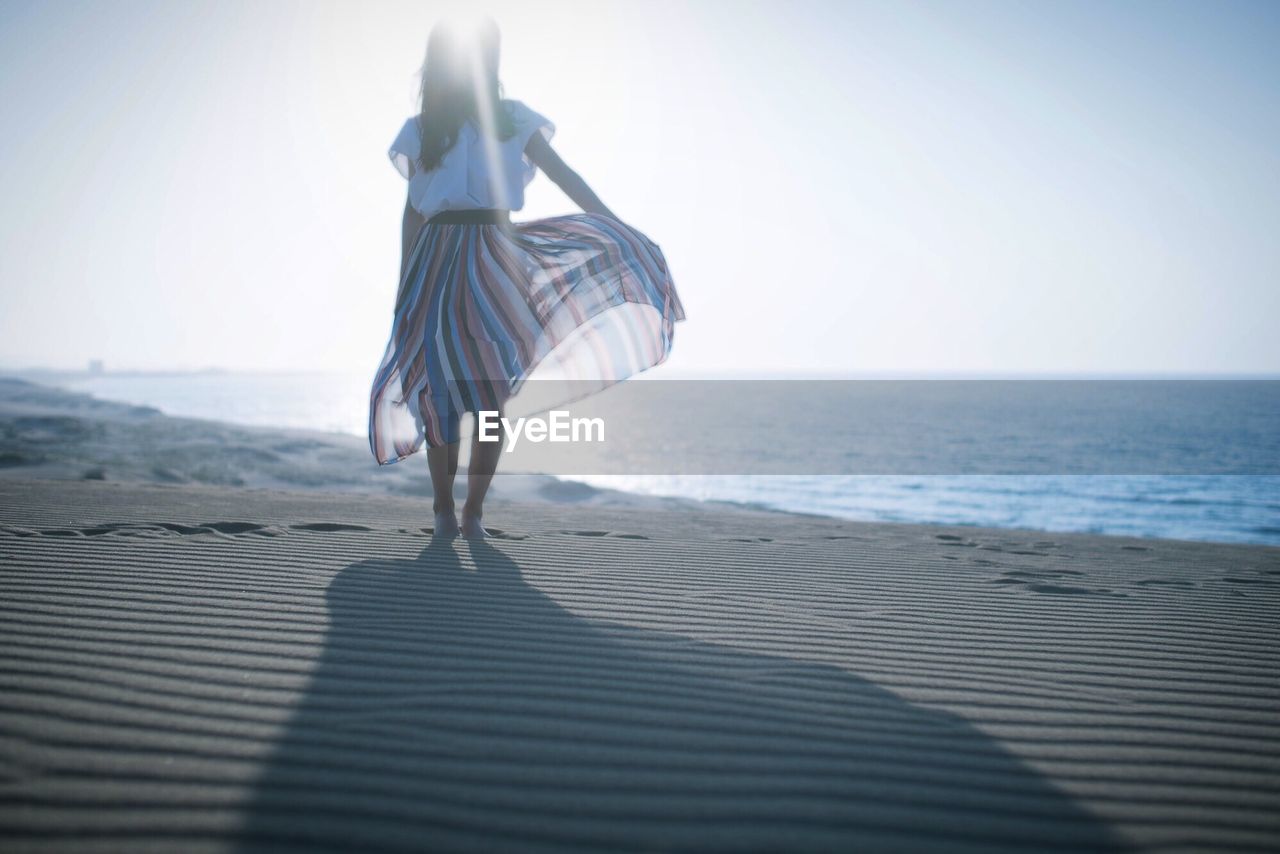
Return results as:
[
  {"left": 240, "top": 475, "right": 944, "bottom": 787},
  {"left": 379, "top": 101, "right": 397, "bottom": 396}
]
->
[{"left": 2, "top": 476, "right": 1278, "bottom": 852}]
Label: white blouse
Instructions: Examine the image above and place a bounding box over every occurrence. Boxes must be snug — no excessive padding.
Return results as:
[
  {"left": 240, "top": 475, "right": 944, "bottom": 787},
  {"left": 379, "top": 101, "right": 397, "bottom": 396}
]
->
[{"left": 388, "top": 100, "right": 555, "bottom": 220}]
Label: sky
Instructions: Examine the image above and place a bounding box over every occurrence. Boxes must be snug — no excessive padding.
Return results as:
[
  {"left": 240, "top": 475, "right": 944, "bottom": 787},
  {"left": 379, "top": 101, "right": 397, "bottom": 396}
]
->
[{"left": 0, "top": 0, "right": 1277, "bottom": 375}]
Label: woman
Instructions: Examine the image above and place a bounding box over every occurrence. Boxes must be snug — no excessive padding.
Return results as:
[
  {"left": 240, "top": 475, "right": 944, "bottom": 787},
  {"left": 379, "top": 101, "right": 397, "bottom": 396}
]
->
[{"left": 369, "top": 15, "right": 685, "bottom": 539}]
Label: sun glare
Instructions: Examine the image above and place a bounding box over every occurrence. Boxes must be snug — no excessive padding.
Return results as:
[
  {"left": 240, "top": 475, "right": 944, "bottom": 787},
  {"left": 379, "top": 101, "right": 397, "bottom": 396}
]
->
[
  {"left": 467, "top": 41, "right": 510, "bottom": 210},
  {"left": 440, "top": 11, "right": 491, "bottom": 43},
  {"left": 429, "top": 10, "right": 511, "bottom": 210}
]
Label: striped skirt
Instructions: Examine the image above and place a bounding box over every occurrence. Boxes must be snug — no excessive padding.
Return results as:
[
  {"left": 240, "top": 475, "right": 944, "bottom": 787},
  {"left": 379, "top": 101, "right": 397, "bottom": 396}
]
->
[{"left": 368, "top": 212, "right": 686, "bottom": 464}]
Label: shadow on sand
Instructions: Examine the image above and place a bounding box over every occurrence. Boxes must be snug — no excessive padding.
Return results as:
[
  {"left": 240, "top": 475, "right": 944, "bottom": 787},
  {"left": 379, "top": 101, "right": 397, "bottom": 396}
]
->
[{"left": 237, "top": 540, "right": 1120, "bottom": 851}]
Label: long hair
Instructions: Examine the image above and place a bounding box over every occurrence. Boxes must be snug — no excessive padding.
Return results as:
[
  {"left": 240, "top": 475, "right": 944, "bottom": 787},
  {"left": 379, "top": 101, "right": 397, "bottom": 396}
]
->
[{"left": 415, "top": 16, "right": 517, "bottom": 172}]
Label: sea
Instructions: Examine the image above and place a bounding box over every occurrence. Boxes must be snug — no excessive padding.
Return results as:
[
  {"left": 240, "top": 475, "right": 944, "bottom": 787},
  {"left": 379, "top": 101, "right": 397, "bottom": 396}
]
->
[{"left": 51, "top": 370, "right": 1280, "bottom": 546}]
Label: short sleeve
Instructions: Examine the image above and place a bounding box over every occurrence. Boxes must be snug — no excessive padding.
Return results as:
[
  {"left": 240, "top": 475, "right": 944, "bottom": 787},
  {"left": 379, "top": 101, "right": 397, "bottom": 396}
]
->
[
  {"left": 388, "top": 117, "right": 421, "bottom": 180},
  {"left": 508, "top": 100, "right": 555, "bottom": 151},
  {"left": 506, "top": 101, "right": 555, "bottom": 186}
]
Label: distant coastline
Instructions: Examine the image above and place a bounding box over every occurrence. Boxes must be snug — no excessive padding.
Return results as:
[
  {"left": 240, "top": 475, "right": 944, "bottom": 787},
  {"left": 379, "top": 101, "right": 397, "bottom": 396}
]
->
[
  {"left": 0, "top": 375, "right": 716, "bottom": 514},
  {"left": 4, "top": 370, "right": 1278, "bottom": 546}
]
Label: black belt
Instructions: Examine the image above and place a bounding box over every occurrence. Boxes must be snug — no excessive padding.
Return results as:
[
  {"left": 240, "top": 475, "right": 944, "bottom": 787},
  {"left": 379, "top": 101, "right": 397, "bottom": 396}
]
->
[{"left": 427, "top": 209, "right": 511, "bottom": 225}]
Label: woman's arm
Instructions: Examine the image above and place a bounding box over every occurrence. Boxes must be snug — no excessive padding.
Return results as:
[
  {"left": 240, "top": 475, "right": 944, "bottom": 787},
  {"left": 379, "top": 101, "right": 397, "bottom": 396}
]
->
[{"left": 524, "top": 133, "right": 618, "bottom": 220}]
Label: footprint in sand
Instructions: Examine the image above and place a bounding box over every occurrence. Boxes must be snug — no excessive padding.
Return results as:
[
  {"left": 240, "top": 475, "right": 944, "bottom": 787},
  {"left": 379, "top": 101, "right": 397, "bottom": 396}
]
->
[
  {"left": 1002, "top": 568, "right": 1085, "bottom": 578},
  {"left": 1026, "top": 582, "right": 1098, "bottom": 596},
  {"left": 198, "top": 521, "right": 276, "bottom": 535},
  {"left": 557, "top": 529, "right": 651, "bottom": 541},
  {"left": 7, "top": 521, "right": 289, "bottom": 539},
  {"left": 993, "top": 568, "right": 1122, "bottom": 597},
  {"left": 155, "top": 523, "right": 218, "bottom": 535}
]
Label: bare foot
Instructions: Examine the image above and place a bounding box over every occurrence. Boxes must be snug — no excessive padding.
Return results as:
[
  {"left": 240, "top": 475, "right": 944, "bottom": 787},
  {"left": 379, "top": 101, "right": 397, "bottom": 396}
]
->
[
  {"left": 459, "top": 512, "right": 489, "bottom": 539},
  {"left": 433, "top": 511, "right": 459, "bottom": 539}
]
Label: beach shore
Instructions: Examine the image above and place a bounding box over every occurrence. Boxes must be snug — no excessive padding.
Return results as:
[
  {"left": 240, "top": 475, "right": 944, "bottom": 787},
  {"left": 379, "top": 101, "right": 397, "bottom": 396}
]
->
[
  {"left": 0, "top": 375, "right": 698, "bottom": 512},
  {"left": 2, "top": 475, "right": 1277, "bottom": 850}
]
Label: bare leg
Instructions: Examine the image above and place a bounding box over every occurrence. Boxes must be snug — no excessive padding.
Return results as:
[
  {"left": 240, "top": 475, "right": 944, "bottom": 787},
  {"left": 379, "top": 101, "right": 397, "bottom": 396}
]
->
[
  {"left": 461, "top": 410, "right": 503, "bottom": 538},
  {"left": 426, "top": 442, "right": 460, "bottom": 538}
]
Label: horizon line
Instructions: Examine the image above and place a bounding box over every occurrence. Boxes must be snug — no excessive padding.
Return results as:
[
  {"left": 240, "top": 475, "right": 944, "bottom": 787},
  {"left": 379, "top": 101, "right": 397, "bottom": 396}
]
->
[{"left": 3, "top": 366, "right": 1280, "bottom": 381}]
